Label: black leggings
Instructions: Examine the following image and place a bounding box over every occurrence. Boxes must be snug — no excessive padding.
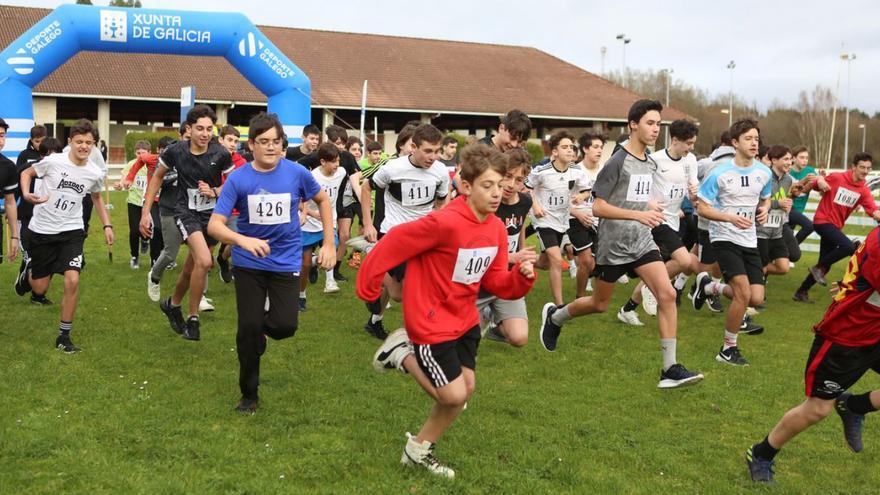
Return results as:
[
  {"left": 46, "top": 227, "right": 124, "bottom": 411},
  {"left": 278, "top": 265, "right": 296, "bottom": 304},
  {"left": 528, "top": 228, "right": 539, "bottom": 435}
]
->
[
  {"left": 127, "top": 203, "right": 164, "bottom": 263},
  {"left": 788, "top": 209, "right": 815, "bottom": 244},
  {"left": 233, "top": 267, "right": 300, "bottom": 400},
  {"left": 800, "top": 223, "right": 855, "bottom": 291}
]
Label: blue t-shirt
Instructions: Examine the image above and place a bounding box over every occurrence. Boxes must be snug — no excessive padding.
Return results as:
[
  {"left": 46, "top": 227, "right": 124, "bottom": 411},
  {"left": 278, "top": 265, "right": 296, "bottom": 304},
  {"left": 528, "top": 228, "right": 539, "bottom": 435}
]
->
[
  {"left": 215, "top": 159, "right": 321, "bottom": 272},
  {"left": 697, "top": 159, "right": 772, "bottom": 248}
]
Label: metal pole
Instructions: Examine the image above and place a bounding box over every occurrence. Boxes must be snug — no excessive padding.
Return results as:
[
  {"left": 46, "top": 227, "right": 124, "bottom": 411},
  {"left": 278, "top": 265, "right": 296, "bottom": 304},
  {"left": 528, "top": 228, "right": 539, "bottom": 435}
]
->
[
  {"left": 727, "top": 61, "right": 735, "bottom": 127},
  {"left": 862, "top": 125, "right": 866, "bottom": 152},
  {"left": 664, "top": 69, "right": 671, "bottom": 147},
  {"left": 359, "top": 80, "right": 368, "bottom": 141},
  {"left": 844, "top": 57, "right": 853, "bottom": 165}
]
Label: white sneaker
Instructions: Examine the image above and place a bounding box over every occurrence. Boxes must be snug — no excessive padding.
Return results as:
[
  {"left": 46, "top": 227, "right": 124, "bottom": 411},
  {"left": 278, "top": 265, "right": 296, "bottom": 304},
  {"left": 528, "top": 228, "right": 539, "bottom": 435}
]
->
[
  {"left": 373, "top": 329, "right": 413, "bottom": 373},
  {"left": 789, "top": 262, "right": 795, "bottom": 269},
  {"left": 324, "top": 279, "right": 340, "bottom": 293},
  {"left": 147, "top": 271, "right": 161, "bottom": 302},
  {"left": 199, "top": 295, "right": 215, "bottom": 312},
  {"left": 346, "top": 235, "right": 377, "bottom": 254},
  {"left": 745, "top": 306, "right": 759, "bottom": 317},
  {"left": 386, "top": 301, "right": 393, "bottom": 309},
  {"left": 617, "top": 274, "right": 630, "bottom": 284},
  {"left": 130, "top": 257, "right": 139, "bottom": 270},
  {"left": 640, "top": 285, "right": 658, "bottom": 316},
  {"left": 617, "top": 308, "right": 644, "bottom": 326},
  {"left": 568, "top": 262, "right": 577, "bottom": 279},
  {"left": 400, "top": 432, "right": 455, "bottom": 479},
  {"left": 586, "top": 279, "right": 593, "bottom": 292}
]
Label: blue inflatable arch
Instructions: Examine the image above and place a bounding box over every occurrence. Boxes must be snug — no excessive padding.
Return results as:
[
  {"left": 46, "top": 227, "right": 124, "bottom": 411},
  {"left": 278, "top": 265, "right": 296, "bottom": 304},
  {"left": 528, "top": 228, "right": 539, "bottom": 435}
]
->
[{"left": 0, "top": 4, "right": 310, "bottom": 160}]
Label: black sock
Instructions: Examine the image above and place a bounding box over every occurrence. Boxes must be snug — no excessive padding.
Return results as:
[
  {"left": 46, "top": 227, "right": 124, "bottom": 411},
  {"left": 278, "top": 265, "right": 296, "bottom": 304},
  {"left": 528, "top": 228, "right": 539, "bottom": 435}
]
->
[
  {"left": 799, "top": 273, "right": 816, "bottom": 292},
  {"left": 752, "top": 436, "right": 779, "bottom": 460},
  {"left": 623, "top": 298, "right": 639, "bottom": 312},
  {"left": 334, "top": 261, "right": 342, "bottom": 273},
  {"left": 59, "top": 320, "right": 72, "bottom": 337},
  {"left": 847, "top": 392, "right": 878, "bottom": 415}
]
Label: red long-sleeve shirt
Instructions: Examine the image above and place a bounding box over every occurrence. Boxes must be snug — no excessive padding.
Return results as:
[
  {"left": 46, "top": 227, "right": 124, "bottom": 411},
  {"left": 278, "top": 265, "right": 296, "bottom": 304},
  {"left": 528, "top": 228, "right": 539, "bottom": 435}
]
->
[
  {"left": 356, "top": 196, "right": 536, "bottom": 345},
  {"left": 126, "top": 153, "right": 160, "bottom": 202},
  {"left": 812, "top": 170, "right": 877, "bottom": 229}
]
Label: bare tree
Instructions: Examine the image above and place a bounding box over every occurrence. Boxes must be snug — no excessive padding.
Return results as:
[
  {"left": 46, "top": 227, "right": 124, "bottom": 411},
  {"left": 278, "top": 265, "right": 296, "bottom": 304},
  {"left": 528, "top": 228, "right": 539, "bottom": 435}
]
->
[{"left": 795, "top": 86, "right": 834, "bottom": 168}]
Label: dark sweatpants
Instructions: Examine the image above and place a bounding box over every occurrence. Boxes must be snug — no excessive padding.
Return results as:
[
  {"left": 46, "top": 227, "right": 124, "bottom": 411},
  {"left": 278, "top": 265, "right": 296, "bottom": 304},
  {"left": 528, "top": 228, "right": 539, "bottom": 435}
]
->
[{"left": 799, "top": 223, "right": 856, "bottom": 291}]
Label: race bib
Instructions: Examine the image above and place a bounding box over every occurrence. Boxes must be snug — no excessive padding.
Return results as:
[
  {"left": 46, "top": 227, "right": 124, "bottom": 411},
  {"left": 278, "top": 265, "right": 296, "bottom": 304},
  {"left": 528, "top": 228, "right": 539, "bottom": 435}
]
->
[
  {"left": 47, "top": 190, "right": 82, "bottom": 218},
  {"left": 546, "top": 192, "right": 567, "bottom": 210},
  {"left": 134, "top": 175, "right": 148, "bottom": 191},
  {"left": 247, "top": 193, "right": 291, "bottom": 225},
  {"left": 401, "top": 180, "right": 436, "bottom": 206},
  {"left": 833, "top": 187, "right": 860, "bottom": 208},
  {"left": 507, "top": 234, "right": 519, "bottom": 254},
  {"left": 187, "top": 188, "right": 216, "bottom": 212},
  {"left": 726, "top": 206, "right": 755, "bottom": 221},
  {"left": 764, "top": 210, "right": 785, "bottom": 229},
  {"left": 626, "top": 174, "right": 652, "bottom": 202},
  {"left": 452, "top": 246, "right": 498, "bottom": 285},
  {"left": 668, "top": 184, "right": 686, "bottom": 201}
]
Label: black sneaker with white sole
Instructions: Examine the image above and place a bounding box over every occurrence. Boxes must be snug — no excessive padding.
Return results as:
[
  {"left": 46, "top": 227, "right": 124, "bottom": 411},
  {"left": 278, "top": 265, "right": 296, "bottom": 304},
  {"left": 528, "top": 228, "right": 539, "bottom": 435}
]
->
[
  {"left": 740, "top": 316, "right": 764, "bottom": 335},
  {"left": 707, "top": 295, "right": 724, "bottom": 313},
  {"left": 14, "top": 258, "right": 31, "bottom": 296},
  {"left": 55, "top": 335, "right": 81, "bottom": 353},
  {"left": 160, "top": 297, "right": 186, "bottom": 335},
  {"left": 716, "top": 345, "right": 749, "bottom": 366},
  {"left": 217, "top": 253, "right": 233, "bottom": 283},
  {"left": 183, "top": 317, "right": 200, "bottom": 341},
  {"left": 692, "top": 273, "right": 710, "bottom": 310},
  {"left": 658, "top": 364, "right": 704, "bottom": 389},
  {"left": 30, "top": 294, "right": 52, "bottom": 305},
  {"left": 539, "top": 303, "right": 562, "bottom": 352},
  {"left": 364, "top": 316, "right": 388, "bottom": 340}
]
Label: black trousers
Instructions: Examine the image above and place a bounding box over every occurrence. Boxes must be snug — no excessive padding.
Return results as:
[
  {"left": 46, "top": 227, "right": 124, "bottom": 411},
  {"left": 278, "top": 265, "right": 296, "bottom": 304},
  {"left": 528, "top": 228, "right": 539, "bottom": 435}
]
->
[
  {"left": 126, "top": 203, "right": 164, "bottom": 263},
  {"left": 233, "top": 266, "right": 300, "bottom": 400}
]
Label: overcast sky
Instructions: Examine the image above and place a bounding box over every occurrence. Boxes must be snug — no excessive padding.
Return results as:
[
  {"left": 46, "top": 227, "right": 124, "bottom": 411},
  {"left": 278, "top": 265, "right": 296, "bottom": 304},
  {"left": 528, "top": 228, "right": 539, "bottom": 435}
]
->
[{"left": 7, "top": 0, "right": 879, "bottom": 114}]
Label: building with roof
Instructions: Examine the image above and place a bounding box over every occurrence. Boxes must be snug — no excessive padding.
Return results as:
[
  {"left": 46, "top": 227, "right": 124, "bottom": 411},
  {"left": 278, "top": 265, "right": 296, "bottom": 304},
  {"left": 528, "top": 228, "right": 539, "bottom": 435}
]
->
[{"left": 0, "top": 4, "right": 689, "bottom": 163}]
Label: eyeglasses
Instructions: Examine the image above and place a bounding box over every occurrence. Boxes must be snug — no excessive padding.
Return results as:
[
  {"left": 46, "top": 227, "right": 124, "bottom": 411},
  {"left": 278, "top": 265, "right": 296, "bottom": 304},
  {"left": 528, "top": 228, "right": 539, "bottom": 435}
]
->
[{"left": 255, "top": 139, "right": 283, "bottom": 148}]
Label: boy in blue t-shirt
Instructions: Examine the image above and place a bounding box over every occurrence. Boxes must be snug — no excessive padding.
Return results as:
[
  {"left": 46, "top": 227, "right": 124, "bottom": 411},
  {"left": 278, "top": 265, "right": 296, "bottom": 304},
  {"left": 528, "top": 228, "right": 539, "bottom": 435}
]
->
[{"left": 209, "top": 112, "right": 336, "bottom": 414}]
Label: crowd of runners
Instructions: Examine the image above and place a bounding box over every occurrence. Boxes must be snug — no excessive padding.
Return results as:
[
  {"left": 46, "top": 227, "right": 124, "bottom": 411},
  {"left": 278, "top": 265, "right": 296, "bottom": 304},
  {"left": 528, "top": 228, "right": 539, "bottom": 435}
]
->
[{"left": 1, "top": 99, "right": 879, "bottom": 483}]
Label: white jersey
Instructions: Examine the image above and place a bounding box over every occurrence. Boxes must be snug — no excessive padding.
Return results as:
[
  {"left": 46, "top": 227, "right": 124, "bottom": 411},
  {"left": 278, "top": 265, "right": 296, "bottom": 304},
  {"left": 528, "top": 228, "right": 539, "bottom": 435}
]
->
[
  {"left": 303, "top": 167, "right": 347, "bottom": 233},
  {"left": 697, "top": 160, "right": 773, "bottom": 248},
  {"left": 650, "top": 149, "right": 698, "bottom": 231},
  {"left": 370, "top": 154, "right": 450, "bottom": 233},
  {"left": 526, "top": 161, "right": 591, "bottom": 233},
  {"left": 29, "top": 153, "right": 105, "bottom": 235},
  {"left": 568, "top": 162, "right": 600, "bottom": 226}
]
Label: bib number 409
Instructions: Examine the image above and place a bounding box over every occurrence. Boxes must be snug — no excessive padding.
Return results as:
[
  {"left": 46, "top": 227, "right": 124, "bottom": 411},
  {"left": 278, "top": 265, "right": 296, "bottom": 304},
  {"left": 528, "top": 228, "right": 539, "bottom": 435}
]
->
[{"left": 452, "top": 246, "right": 498, "bottom": 285}]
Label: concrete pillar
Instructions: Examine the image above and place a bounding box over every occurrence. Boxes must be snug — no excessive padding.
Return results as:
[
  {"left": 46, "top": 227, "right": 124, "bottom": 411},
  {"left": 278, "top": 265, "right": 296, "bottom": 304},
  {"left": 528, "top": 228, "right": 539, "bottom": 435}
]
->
[
  {"left": 383, "top": 130, "right": 396, "bottom": 155},
  {"left": 32, "top": 97, "right": 57, "bottom": 128},
  {"left": 97, "top": 99, "right": 111, "bottom": 147},
  {"left": 215, "top": 104, "right": 229, "bottom": 126},
  {"left": 322, "top": 109, "right": 334, "bottom": 131},
  {"left": 420, "top": 113, "right": 432, "bottom": 124}
]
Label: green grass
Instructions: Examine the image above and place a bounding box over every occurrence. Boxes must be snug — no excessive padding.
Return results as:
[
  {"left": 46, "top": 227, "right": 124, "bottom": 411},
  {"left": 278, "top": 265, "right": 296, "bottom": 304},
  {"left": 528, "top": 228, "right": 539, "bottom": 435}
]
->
[{"left": 1, "top": 191, "right": 878, "bottom": 494}]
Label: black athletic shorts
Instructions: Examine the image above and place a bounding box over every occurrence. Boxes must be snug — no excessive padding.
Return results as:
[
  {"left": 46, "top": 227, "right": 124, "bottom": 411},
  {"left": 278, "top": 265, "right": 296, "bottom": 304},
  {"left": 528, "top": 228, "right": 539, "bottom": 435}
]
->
[
  {"left": 339, "top": 202, "right": 359, "bottom": 220},
  {"left": 698, "top": 229, "right": 716, "bottom": 265},
  {"left": 804, "top": 335, "right": 880, "bottom": 399},
  {"left": 176, "top": 211, "right": 218, "bottom": 247},
  {"left": 594, "top": 249, "right": 663, "bottom": 283},
  {"left": 377, "top": 231, "right": 406, "bottom": 282},
  {"left": 679, "top": 213, "right": 698, "bottom": 251},
  {"left": 537, "top": 222, "right": 593, "bottom": 253},
  {"left": 757, "top": 237, "right": 789, "bottom": 267},
  {"left": 652, "top": 224, "right": 685, "bottom": 261},
  {"left": 29, "top": 229, "right": 85, "bottom": 279},
  {"left": 712, "top": 241, "right": 764, "bottom": 285},
  {"left": 413, "top": 325, "right": 481, "bottom": 388}
]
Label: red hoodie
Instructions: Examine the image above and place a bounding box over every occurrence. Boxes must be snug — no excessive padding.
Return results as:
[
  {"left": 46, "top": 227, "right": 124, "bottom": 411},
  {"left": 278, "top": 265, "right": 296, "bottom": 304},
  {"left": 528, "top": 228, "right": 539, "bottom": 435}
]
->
[
  {"left": 356, "top": 196, "right": 535, "bottom": 345},
  {"left": 812, "top": 169, "right": 877, "bottom": 229}
]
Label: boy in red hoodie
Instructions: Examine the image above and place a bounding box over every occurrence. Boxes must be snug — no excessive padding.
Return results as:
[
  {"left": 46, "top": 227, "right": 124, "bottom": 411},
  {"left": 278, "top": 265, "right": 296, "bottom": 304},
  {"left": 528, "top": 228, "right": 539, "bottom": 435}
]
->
[{"left": 357, "top": 144, "right": 536, "bottom": 478}]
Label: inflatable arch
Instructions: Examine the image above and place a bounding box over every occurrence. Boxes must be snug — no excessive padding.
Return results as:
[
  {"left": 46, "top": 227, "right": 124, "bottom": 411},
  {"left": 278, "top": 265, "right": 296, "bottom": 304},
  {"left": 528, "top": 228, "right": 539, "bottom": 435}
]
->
[{"left": 0, "top": 4, "right": 310, "bottom": 160}]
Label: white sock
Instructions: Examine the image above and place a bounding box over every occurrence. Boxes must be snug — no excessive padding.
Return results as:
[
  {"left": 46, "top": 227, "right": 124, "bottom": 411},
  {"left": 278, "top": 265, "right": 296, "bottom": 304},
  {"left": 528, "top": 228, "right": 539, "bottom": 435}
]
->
[
  {"left": 550, "top": 305, "right": 572, "bottom": 326},
  {"left": 723, "top": 330, "right": 738, "bottom": 350},
  {"left": 707, "top": 281, "right": 728, "bottom": 297},
  {"left": 327, "top": 268, "right": 335, "bottom": 281},
  {"left": 371, "top": 314, "right": 384, "bottom": 324},
  {"left": 673, "top": 273, "right": 688, "bottom": 290},
  {"left": 299, "top": 291, "right": 306, "bottom": 299},
  {"left": 660, "top": 338, "right": 677, "bottom": 371}
]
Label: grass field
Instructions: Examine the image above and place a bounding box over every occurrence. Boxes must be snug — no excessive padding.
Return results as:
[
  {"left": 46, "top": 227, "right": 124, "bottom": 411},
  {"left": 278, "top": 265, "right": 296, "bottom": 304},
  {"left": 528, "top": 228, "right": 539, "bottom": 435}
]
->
[{"left": 1, "top": 191, "right": 878, "bottom": 494}]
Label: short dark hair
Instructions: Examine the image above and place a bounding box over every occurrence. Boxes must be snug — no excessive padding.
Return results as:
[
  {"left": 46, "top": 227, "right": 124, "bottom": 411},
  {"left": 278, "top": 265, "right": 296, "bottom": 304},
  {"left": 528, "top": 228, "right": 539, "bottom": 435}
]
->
[
  {"left": 791, "top": 145, "right": 808, "bottom": 157},
  {"left": 247, "top": 112, "right": 284, "bottom": 142},
  {"left": 30, "top": 125, "right": 47, "bottom": 140},
  {"left": 219, "top": 125, "right": 240, "bottom": 139},
  {"left": 578, "top": 132, "right": 605, "bottom": 151},
  {"left": 758, "top": 145, "right": 770, "bottom": 159},
  {"left": 366, "top": 141, "right": 383, "bottom": 153},
  {"left": 135, "top": 140, "right": 151, "bottom": 151},
  {"left": 69, "top": 119, "right": 98, "bottom": 141},
  {"left": 185, "top": 104, "right": 217, "bottom": 126},
  {"left": 852, "top": 152, "right": 873, "bottom": 165},
  {"left": 730, "top": 117, "right": 760, "bottom": 141},
  {"left": 303, "top": 124, "right": 321, "bottom": 138},
  {"left": 669, "top": 119, "right": 699, "bottom": 141},
  {"left": 396, "top": 124, "right": 418, "bottom": 154},
  {"left": 412, "top": 123, "right": 443, "bottom": 147},
  {"left": 548, "top": 129, "right": 575, "bottom": 151},
  {"left": 767, "top": 145, "right": 791, "bottom": 161},
  {"left": 719, "top": 131, "right": 733, "bottom": 146},
  {"left": 504, "top": 148, "right": 532, "bottom": 175},
  {"left": 460, "top": 144, "right": 508, "bottom": 184},
  {"left": 442, "top": 136, "right": 458, "bottom": 147},
  {"left": 627, "top": 99, "right": 663, "bottom": 129},
  {"left": 325, "top": 125, "right": 348, "bottom": 144},
  {"left": 500, "top": 109, "right": 532, "bottom": 141},
  {"left": 38, "top": 137, "right": 63, "bottom": 156},
  {"left": 158, "top": 136, "right": 176, "bottom": 151},
  {"left": 317, "top": 142, "right": 340, "bottom": 162},
  {"left": 345, "top": 136, "right": 362, "bottom": 150},
  {"left": 178, "top": 125, "right": 187, "bottom": 136}
]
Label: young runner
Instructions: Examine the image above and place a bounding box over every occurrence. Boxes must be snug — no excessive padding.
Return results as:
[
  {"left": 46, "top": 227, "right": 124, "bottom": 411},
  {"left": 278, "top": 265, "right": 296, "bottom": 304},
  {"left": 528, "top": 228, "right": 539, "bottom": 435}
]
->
[
  {"left": 0, "top": 118, "right": 20, "bottom": 264},
  {"left": 693, "top": 118, "right": 772, "bottom": 366},
  {"left": 756, "top": 145, "right": 795, "bottom": 278},
  {"left": 359, "top": 124, "right": 450, "bottom": 339},
  {"left": 617, "top": 119, "right": 699, "bottom": 325},
  {"left": 527, "top": 129, "right": 592, "bottom": 306},
  {"left": 284, "top": 124, "right": 321, "bottom": 163},
  {"left": 787, "top": 146, "right": 817, "bottom": 245},
  {"left": 478, "top": 109, "right": 532, "bottom": 151},
  {"left": 215, "top": 125, "right": 248, "bottom": 283},
  {"left": 793, "top": 152, "right": 880, "bottom": 302},
  {"left": 140, "top": 105, "right": 233, "bottom": 341},
  {"left": 209, "top": 112, "right": 335, "bottom": 414},
  {"left": 360, "top": 143, "right": 535, "bottom": 477},
  {"left": 115, "top": 140, "right": 152, "bottom": 269},
  {"left": 746, "top": 226, "right": 880, "bottom": 483},
  {"left": 478, "top": 148, "right": 536, "bottom": 345},
  {"left": 568, "top": 131, "right": 604, "bottom": 296},
  {"left": 538, "top": 100, "right": 703, "bottom": 389},
  {"left": 360, "top": 140, "right": 384, "bottom": 173},
  {"left": 438, "top": 136, "right": 459, "bottom": 172},
  {"left": 300, "top": 142, "right": 347, "bottom": 307},
  {"left": 17, "top": 119, "right": 113, "bottom": 352}
]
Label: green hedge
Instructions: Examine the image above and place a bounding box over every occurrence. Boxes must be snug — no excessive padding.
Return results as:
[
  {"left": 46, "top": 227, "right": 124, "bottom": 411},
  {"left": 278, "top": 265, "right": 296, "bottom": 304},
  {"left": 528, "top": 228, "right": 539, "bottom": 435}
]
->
[
  {"left": 444, "top": 132, "right": 546, "bottom": 164},
  {"left": 124, "top": 131, "right": 179, "bottom": 161}
]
